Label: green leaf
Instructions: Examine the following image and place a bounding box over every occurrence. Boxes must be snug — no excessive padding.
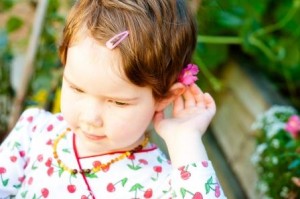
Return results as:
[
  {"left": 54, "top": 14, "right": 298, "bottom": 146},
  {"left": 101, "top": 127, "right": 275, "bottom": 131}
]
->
[
  {"left": 2, "top": 178, "right": 9, "bottom": 186},
  {"left": 86, "top": 173, "right": 98, "bottom": 178},
  {"left": 21, "top": 191, "right": 28, "bottom": 198},
  {"left": 62, "top": 148, "right": 71, "bottom": 153},
  {"left": 180, "top": 188, "right": 187, "bottom": 198},
  {"left": 129, "top": 183, "right": 143, "bottom": 192},
  {"left": 0, "top": 0, "right": 16, "bottom": 12},
  {"left": 6, "top": 16, "right": 23, "bottom": 33},
  {"left": 157, "top": 156, "right": 163, "bottom": 163},
  {"left": 121, "top": 178, "right": 128, "bottom": 186},
  {"left": 288, "top": 159, "right": 300, "bottom": 169}
]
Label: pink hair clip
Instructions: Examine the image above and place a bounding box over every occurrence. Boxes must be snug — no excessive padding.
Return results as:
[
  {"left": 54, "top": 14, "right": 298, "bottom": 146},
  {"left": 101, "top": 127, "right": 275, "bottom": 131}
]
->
[
  {"left": 178, "top": 63, "right": 199, "bottom": 86},
  {"left": 106, "top": 31, "right": 129, "bottom": 49}
]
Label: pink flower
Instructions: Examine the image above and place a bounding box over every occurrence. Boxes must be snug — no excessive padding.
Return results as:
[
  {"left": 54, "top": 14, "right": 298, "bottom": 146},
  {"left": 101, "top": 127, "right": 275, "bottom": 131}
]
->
[
  {"left": 178, "top": 64, "right": 199, "bottom": 86},
  {"left": 285, "top": 115, "right": 300, "bottom": 138}
]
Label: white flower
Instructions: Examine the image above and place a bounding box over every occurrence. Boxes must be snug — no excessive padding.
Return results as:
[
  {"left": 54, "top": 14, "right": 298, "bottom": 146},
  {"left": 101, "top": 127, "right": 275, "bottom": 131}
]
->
[
  {"left": 265, "top": 122, "right": 285, "bottom": 138},
  {"left": 271, "top": 139, "right": 280, "bottom": 148}
]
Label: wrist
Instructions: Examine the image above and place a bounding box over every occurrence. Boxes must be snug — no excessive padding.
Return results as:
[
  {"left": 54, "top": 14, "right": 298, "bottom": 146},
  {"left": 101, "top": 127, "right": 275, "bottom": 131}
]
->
[{"left": 165, "top": 133, "right": 209, "bottom": 167}]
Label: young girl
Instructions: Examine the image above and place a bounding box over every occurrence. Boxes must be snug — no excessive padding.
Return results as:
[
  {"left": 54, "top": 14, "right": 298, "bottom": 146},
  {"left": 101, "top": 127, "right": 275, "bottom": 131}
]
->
[{"left": 0, "top": 0, "right": 226, "bottom": 198}]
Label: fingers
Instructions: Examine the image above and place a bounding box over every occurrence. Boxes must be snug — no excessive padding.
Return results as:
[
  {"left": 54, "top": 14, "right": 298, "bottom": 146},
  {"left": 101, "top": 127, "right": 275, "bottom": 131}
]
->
[{"left": 180, "top": 83, "right": 216, "bottom": 110}]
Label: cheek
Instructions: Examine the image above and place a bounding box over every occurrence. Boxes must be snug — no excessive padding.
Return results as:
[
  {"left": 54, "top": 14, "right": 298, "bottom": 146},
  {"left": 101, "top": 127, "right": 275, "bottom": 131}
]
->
[
  {"left": 107, "top": 107, "right": 155, "bottom": 137},
  {"left": 60, "top": 86, "right": 78, "bottom": 128}
]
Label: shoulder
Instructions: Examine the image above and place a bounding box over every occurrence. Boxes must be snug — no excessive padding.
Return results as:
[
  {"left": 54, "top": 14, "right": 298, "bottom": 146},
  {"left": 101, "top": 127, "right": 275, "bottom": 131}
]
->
[{"left": 12, "top": 107, "right": 66, "bottom": 136}]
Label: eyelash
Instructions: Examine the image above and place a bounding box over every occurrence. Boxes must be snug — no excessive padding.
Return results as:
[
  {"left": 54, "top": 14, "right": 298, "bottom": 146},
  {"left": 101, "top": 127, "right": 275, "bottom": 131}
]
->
[
  {"left": 69, "top": 85, "right": 129, "bottom": 106},
  {"left": 109, "top": 100, "right": 129, "bottom": 106},
  {"left": 70, "top": 86, "right": 83, "bottom": 93}
]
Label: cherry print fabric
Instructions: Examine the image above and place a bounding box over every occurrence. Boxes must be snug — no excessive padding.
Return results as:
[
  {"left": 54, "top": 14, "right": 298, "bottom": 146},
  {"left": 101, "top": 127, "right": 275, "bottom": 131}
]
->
[{"left": 0, "top": 108, "right": 226, "bottom": 198}]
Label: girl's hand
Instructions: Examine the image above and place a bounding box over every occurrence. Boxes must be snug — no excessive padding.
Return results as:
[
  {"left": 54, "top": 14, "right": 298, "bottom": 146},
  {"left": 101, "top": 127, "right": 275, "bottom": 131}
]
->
[
  {"left": 153, "top": 83, "right": 216, "bottom": 165},
  {"left": 153, "top": 83, "right": 216, "bottom": 141}
]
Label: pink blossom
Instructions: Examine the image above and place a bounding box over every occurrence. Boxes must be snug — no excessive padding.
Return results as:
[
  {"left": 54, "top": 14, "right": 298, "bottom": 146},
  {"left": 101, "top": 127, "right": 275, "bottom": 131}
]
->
[
  {"left": 178, "top": 64, "right": 199, "bottom": 86},
  {"left": 285, "top": 115, "right": 300, "bottom": 138}
]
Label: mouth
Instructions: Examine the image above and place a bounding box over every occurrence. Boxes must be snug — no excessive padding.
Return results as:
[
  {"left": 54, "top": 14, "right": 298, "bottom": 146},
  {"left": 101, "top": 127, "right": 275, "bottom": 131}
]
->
[
  {"left": 85, "top": 134, "right": 106, "bottom": 141},
  {"left": 81, "top": 130, "right": 106, "bottom": 141}
]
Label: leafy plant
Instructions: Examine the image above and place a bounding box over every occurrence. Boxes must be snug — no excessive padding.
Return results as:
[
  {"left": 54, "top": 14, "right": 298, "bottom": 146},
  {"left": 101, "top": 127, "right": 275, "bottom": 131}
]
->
[
  {"left": 194, "top": 0, "right": 300, "bottom": 109},
  {"left": 252, "top": 106, "right": 300, "bottom": 198},
  {"left": 0, "top": 0, "right": 21, "bottom": 137},
  {"left": 24, "top": 0, "right": 64, "bottom": 110}
]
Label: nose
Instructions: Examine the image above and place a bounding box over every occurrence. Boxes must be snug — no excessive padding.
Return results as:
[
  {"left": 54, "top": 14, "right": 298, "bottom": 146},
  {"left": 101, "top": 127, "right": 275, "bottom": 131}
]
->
[{"left": 80, "top": 98, "right": 103, "bottom": 128}]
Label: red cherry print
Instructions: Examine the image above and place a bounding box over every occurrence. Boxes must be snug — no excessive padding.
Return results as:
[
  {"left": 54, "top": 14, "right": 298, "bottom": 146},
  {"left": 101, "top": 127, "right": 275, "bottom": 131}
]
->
[
  {"left": 178, "top": 166, "right": 185, "bottom": 171},
  {"left": 106, "top": 183, "right": 115, "bottom": 192},
  {"left": 201, "top": 161, "right": 208, "bottom": 167},
  {"left": 47, "top": 167, "right": 54, "bottom": 176},
  {"left": 28, "top": 177, "right": 33, "bottom": 185},
  {"left": 46, "top": 139, "right": 52, "bottom": 145},
  {"left": 27, "top": 116, "right": 33, "bottom": 123},
  {"left": 180, "top": 171, "right": 191, "bottom": 180},
  {"left": 19, "top": 150, "right": 25, "bottom": 157},
  {"left": 81, "top": 195, "right": 88, "bottom": 199},
  {"left": 127, "top": 154, "right": 135, "bottom": 160},
  {"left": 41, "top": 188, "right": 49, "bottom": 198},
  {"left": 10, "top": 156, "right": 17, "bottom": 162},
  {"left": 67, "top": 184, "right": 76, "bottom": 193},
  {"left": 144, "top": 188, "right": 153, "bottom": 198},
  {"left": 0, "top": 167, "right": 6, "bottom": 174},
  {"left": 215, "top": 185, "right": 221, "bottom": 198},
  {"left": 57, "top": 115, "right": 64, "bottom": 121},
  {"left": 47, "top": 124, "right": 53, "bottom": 132},
  {"left": 153, "top": 166, "right": 162, "bottom": 173},
  {"left": 18, "top": 176, "right": 25, "bottom": 182},
  {"left": 45, "top": 158, "right": 52, "bottom": 167},
  {"left": 138, "top": 159, "right": 148, "bottom": 165},
  {"left": 192, "top": 192, "right": 203, "bottom": 199},
  {"left": 37, "top": 154, "right": 43, "bottom": 162}
]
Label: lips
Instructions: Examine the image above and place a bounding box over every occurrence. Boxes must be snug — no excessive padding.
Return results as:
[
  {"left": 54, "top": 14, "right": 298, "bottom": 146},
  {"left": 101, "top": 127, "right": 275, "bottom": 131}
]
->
[
  {"left": 84, "top": 133, "right": 106, "bottom": 140},
  {"left": 81, "top": 130, "right": 106, "bottom": 141}
]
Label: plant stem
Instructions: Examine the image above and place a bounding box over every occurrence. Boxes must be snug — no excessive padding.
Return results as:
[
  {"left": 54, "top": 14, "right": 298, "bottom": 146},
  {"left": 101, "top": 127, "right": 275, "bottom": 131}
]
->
[
  {"left": 255, "top": 1, "right": 299, "bottom": 36},
  {"left": 197, "top": 35, "right": 242, "bottom": 45},
  {"left": 193, "top": 54, "right": 222, "bottom": 92}
]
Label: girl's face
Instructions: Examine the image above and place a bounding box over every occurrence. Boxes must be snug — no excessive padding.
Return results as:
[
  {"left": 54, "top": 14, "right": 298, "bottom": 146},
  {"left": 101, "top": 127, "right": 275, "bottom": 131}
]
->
[{"left": 60, "top": 36, "right": 158, "bottom": 156}]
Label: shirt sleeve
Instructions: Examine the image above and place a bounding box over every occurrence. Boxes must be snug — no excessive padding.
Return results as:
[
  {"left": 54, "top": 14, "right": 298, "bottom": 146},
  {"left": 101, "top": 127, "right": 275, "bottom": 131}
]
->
[
  {"left": 162, "top": 161, "right": 227, "bottom": 198},
  {"left": 0, "top": 108, "right": 43, "bottom": 197}
]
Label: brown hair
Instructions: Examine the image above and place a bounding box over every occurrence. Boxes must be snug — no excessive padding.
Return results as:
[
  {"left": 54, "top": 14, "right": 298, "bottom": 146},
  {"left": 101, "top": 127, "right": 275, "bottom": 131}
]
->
[{"left": 59, "top": 0, "right": 196, "bottom": 100}]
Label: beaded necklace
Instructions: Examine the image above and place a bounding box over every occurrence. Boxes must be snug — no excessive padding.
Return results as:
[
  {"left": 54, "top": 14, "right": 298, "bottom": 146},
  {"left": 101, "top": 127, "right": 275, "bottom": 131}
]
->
[{"left": 53, "top": 128, "right": 149, "bottom": 175}]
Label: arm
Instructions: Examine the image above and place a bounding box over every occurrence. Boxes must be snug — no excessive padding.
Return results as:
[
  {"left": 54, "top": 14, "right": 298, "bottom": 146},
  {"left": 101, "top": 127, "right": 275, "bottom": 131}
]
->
[
  {"left": 153, "top": 83, "right": 226, "bottom": 198},
  {"left": 153, "top": 83, "right": 215, "bottom": 166}
]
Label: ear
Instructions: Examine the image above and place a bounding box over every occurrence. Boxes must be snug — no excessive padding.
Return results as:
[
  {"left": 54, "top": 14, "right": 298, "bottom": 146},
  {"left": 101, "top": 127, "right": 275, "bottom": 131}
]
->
[{"left": 155, "top": 82, "right": 186, "bottom": 112}]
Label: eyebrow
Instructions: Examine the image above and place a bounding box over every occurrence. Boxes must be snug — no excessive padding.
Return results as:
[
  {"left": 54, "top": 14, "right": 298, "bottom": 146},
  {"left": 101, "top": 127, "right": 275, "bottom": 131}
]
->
[{"left": 63, "top": 74, "right": 139, "bottom": 101}]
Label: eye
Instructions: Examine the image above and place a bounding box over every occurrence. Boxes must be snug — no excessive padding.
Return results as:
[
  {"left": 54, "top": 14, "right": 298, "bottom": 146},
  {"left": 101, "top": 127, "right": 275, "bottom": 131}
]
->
[
  {"left": 70, "top": 86, "right": 84, "bottom": 93},
  {"left": 109, "top": 100, "right": 129, "bottom": 107}
]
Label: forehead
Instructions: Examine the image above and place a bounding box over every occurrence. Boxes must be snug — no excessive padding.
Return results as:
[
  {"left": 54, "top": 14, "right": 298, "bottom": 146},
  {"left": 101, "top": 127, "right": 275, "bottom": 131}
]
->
[
  {"left": 66, "top": 36, "right": 124, "bottom": 78},
  {"left": 65, "top": 36, "right": 146, "bottom": 97}
]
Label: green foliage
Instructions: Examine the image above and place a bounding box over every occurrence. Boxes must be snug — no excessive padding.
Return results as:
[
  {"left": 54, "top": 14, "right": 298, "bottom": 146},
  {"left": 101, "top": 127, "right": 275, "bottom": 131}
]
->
[
  {"left": 0, "top": 0, "right": 18, "bottom": 12},
  {"left": 195, "top": 0, "right": 300, "bottom": 109},
  {"left": 6, "top": 16, "right": 23, "bottom": 33},
  {"left": 25, "top": 0, "right": 65, "bottom": 109},
  {"left": 0, "top": 0, "right": 21, "bottom": 135}
]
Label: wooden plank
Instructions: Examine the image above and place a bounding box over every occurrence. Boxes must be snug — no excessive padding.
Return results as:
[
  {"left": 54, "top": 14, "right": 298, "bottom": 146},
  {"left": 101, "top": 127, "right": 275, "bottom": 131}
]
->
[{"left": 211, "top": 61, "right": 271, "bottom": 199}]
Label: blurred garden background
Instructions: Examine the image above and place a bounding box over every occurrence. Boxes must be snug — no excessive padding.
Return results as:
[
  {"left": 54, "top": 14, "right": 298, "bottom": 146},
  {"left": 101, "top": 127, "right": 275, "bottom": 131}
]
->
[{"left": 1, "top": 0, "right": 300, "bottom": 198}]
